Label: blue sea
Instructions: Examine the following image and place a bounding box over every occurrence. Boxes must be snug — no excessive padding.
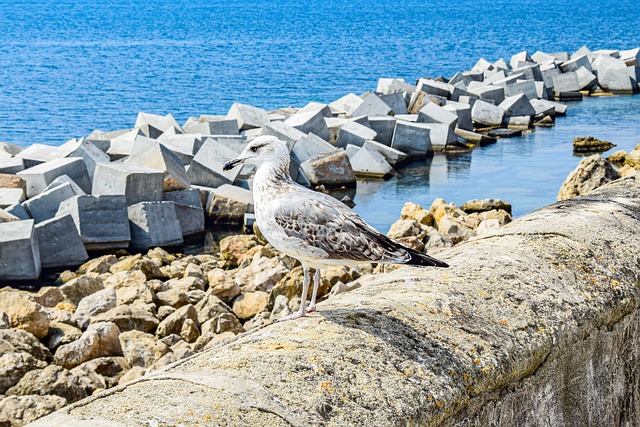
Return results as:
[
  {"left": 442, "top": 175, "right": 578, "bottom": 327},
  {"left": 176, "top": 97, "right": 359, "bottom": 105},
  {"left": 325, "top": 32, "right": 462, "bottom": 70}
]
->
[{"left": 1, "top": 0, "right": 639, "bottom": 231}]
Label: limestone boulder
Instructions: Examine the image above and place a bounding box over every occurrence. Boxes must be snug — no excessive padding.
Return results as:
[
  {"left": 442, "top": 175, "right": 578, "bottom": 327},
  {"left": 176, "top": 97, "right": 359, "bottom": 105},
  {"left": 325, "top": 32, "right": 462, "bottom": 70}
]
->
[
  {"left": 6, "top": 364, "right": 87, "bottom": 404},
  {"left": 70, "top": 357, "right": 131, "bottom": 395},
  {"left": 58, "top": 276, "right": 104, "bottom": 308},
  {"left": 90, "top": 306, "right": 159, "bottom": 333},
  {"left": 0, "top": 395, "right": 67, "bottom": 427},
  {"left": 42, "top": 322, "right": 83, "bottom": 352},
  {"left": 232, "top": 253, "right": 290, "bottom": 293},
  {"left": 400, "top": 202, "right": 434, "bottom": 226},
  {"left": 558, "top": 155, "right": 621, "bottom": 201},
  {"left": 0, "top": 291, "right": 49, "bottom": 339},
  {"left": 54, "top": 322, "right": 122, "bottom": 369},
  {"left": 231, "top": 291, "right": 269, "bottom": 321},
  {"left": 74, "top": 287, "right": 117, "bottom": 330},
  {"left": 119, "top": 330, "right": 171, "bottom": 368},
  {"left": 461, "top": 198, "right": 512, "bottom": 214},
  {"left": 0, "top": 352, "right": 48, "bottom": 394},
  {"left": 219, "top": 234, "right": 259, "bottom": 268},
  {"left": 156, "top": 304, "right": 199, "bottom": 338},
  {"left": 206, "top": 269, "right": 241, "bottom": 304}
]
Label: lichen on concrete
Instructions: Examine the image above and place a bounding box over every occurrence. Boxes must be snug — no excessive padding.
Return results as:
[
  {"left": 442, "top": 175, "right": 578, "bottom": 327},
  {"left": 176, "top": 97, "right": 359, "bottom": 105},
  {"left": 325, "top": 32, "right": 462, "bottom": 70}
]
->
[{"left": 29, "top": 174, "right": 640, "bottom": 426}]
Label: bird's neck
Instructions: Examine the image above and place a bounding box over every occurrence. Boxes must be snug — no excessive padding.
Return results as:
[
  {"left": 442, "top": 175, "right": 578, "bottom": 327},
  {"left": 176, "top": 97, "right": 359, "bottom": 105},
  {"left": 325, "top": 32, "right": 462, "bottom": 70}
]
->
[{"left": 253, "top": 158, "right": 294, "bottom": 202}]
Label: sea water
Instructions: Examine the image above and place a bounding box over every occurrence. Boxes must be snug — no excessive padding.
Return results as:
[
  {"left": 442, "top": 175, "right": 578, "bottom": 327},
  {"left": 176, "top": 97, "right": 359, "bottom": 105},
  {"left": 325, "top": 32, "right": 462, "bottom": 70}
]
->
[{"left": 1, "top": 0, "right": 639, "bottom": 232}]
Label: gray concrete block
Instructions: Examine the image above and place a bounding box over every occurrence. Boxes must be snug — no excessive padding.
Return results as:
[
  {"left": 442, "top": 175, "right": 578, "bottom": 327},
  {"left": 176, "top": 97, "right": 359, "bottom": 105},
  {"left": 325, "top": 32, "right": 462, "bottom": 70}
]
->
[
  {"left": 368, "top": 116, "right": 397, "bottom": 146},
  {"left": 560, "top": 54, "right": 592, "bottom": 73},
  {"left": 183, "top": 117, "right": 239, "bottom": 135},
  {"left": 92, "top": 163, "right": 164, "bottom": 206},
  {"left": 471, "top": 100, "right": 505, "bottom": 127},
  {"left": 125, "top": 143, "right": 190, "bottom": 192},
  {"left": 470, "top": 85, "right": 505, "bottom": 105},
  {"left": 351, "top": 93, "right": 393, "bottom": 117},
  {"left": 325, "top": 118, "right": 350, "bottom": 144},
  {"left": 349, "top": 148, "right": 394, "bottom": 178},
  {"left": 35, "top": 214, "right": 88, "bottom": 268},
  {"left": 335, "top": 122, "right": 377, "bottom": 148},
  {"left": 163, "top": 188, "right": 202, "bottom": 209},
  {"left": 187, "top": 138, "right": 242, "bottom": 188},
  {"left": 541, "top": 66, "right": 562, "bottom": 89},
  {"left": 379, "top": 92, "right": 408, "bottom": 115},
  {"left": 0, "top": 142, "right": 23, "bottom": 157},
  {"left": 244, "top": 213, "right": 256, "bottom": 230},
  {"left": 391, "top": 121, "right": 432, "bottom": 157},
  {"left": 172, "top": 203, "right": 205, "bottom": 236},
  {"left": 300, "top": 149, "right": 356, "bottom": 188},
  {"left": 407, "top": 90, "right": 430, "bottom": 114},
  {"left": 448, "top": 83, "right": 474, "bottom": 102},
  {"left": 344, "top": 144, "right": 361, "bottom": 160},
  {"left": 226, "top": 103, "right": 270, "bottom": 131},
  {"left": 620, "top": 48, "right": 640, "bottom": 66},
  {"left": 204, "top": 184, "right": 254, "bottom": 224},
  {"left": 56, "top": 195, "right": 131, "bottom": 250},
  {"left": 156, "top": 135, "right": 204, "bottom": 165},
  {"left": 600, "top": 69, "right": 638, "bottom": 94},
  {"left": 442, "top": 103, "right": 473, "bottom": 131},
  {"left": 551, "top": 51, "right": 570, "bottom": 62},
  {"left": 513, "top": 63, "right": 543, "bottom": 81},
  {"left": 291, "top": 133, "right": 334, "bottom": 164},
  {"left": 67, "top": 139, "right": 110, "bottom": 181},
  {"left": 363, "top": 140, "right": 408, "bottom": 166},
  {"left": 23, "top": 182, "right": 76, "bottom": 223},
  {"left": 283, "top": 110, "right": 330, "bottom": 142},
  {"left": 376, "top": 78, "right": 415, "bottom": 94},
  {"left": 552, "top": 72, "right": 581, "bottom": 93},
  {"left": 328, "top": 93, "right": 364, "bottom": 115},
  {"left": 472, "top": 57, "right": 494, "bottom": 72},
  {"left": 135, "top": 112, "right": 183, "bottom": 138},
  {"left": 15, "top": 144, "right": 67, "bottom": 168},
  {"left": 106, "top": 129, "right": 151, "bottom": 160},
  {"left": 502, "top": 116, "right": 532, "bottom": 130},
  {"left": 510, "top": 51, "right": 533, "bottom": 69},
  {"left": 17, "top": 158, "right": 91, "bottom": 198},
  {"left": 417, "top": 103, "right": 458, "bottom": 128},
  {"left": 530, "top": 99, "right": 557, "bottom": 117},
  {"left": 0, "top": 188, "right": 25, "bottom": 209},
  {"left": 0, "top": 157, "right": 25, "bottom": 174},
  {"left": 422, "top": 124, "right": 456, "bottom": 151},
  {"left": 128, "top": 202, "right": 183, "bottom": 250},
  {"left": 531, "top": 51, "right": 558, "bottom": 64},
  {"left": 298, "top": 102, "right": 333, "bottom": 118},
  {"left": 416, "top": 79, "right": 450, "bottom": 99},
  {"left": 4, "top": 203, "right": 30, "bottom": 220},
  {"left": 576, "top": 66, "right": 598, "bottom": 90},
  {"left": 505, "top": 80, "right": 538, "bottom": 100},
  {"left": 43, "top": 175, "right": 86, "bottom": 195},
  {"left": 498, "top": 94, "right": 536, "bottom": 117},
  {"left": 0, "top": 220, "right": 41, "bottom": 280}
]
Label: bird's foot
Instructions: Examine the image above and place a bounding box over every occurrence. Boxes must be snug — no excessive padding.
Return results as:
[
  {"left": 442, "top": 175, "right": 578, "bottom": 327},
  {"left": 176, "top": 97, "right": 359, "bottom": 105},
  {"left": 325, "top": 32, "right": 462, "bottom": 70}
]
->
[
  {"left": 274, "top": 310, "right": 306, "bottom": 322},
  {"left": 305, "top": 304, "right": 316, "bottom": 314}
]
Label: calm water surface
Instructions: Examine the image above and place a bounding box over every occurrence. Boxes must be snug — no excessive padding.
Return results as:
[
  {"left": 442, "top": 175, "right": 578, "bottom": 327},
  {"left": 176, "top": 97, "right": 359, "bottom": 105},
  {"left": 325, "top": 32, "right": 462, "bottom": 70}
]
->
[{"left": 0, "top": 0, "right": 639, "bottom": 232}]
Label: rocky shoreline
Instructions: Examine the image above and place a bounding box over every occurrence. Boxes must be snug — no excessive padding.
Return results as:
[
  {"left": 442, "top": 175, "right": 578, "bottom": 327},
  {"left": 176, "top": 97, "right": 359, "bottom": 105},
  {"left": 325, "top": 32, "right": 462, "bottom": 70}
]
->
[{"left": 0, "top": 197, "right": 512, "bottom": 426}]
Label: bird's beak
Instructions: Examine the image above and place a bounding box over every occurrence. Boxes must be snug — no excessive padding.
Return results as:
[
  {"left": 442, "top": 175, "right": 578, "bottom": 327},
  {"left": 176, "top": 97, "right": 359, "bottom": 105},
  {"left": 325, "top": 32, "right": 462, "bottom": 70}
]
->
[{"left": 223, "top": 158, "right": 244, "bottom": 171}]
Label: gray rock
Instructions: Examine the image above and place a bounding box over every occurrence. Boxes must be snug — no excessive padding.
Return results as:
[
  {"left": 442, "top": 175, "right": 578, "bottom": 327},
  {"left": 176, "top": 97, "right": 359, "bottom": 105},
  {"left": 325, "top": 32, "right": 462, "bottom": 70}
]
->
[
  {"left": 54, "top": 322, "right": 122, "bottom": 369},
  {"left": 300, "top": 149, "right": 356, "bottom": 188},
  {"left": 125, "top": 143, "right": 190, "bottom": 192},
  {"left": 17, "top": 157, "right": 91, "bottom": 198},
  {"left": 128, "top": 201, "right": 183, "bottom": 250},
  {"left": 35, "top": 215, "right": 88, "bottom": 268},
  {"left": 471, "top": 100, "right": 505, "bottom": 127},
  {"left": 92, "top": 162, "right": 164, "bottom": 206},
  {"left": 0, "top": 395, "right": 67, "bottom": 426},
  {"left": 156, "top": 304, "right": 199, "bottom": 338},
  {"left": 0, "top": 220, "right": 41, "bottom": 281},
  {"left": 335, "top": 121, "right": 377, "bottom": 148},
  {"left": 74, "top": 287, "right": 117, "bottom": 330},
  {"left": 23, "top": 182, "right": 76, "bottom": 223},
  {"left": 390, "top": 120, "right": 432, "bottom": 157},
  {"left": 187, "top": 138, "right": 242, "bottom": 188},
  {"left": 226, "top": 103, "right": 269, "bottom": 130},
  {"left": 284, "top": 110, "right": 330, "bottom": 142},
  {"left": 557, "top": 154, "right": 621, "bottom": 201},
  {"left": 56, "top": 195, "right": 131, "bottom": 250}
]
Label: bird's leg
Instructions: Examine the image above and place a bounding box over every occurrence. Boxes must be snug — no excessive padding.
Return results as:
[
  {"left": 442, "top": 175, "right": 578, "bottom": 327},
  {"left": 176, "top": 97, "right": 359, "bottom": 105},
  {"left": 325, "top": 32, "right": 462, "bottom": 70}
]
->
[
  {"left": 306, "top": 269, "right": 321, "bottom": 313},
  {"left": 276, "top": 265, "right": 310, "bottom": 322}
]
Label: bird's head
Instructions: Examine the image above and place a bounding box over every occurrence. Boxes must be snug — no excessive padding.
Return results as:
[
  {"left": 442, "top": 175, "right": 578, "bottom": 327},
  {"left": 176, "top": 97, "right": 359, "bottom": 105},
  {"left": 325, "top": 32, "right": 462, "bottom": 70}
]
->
[{"left": 223, "top": 135, "right": 289, "bottom": 171}]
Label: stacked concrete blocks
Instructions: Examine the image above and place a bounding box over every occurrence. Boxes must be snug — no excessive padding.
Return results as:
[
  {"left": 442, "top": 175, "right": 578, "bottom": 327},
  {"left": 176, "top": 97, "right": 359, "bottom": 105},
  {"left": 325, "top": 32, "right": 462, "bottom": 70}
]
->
[{"left": 128, "top": 202, "right": 183, "bottom": 251}]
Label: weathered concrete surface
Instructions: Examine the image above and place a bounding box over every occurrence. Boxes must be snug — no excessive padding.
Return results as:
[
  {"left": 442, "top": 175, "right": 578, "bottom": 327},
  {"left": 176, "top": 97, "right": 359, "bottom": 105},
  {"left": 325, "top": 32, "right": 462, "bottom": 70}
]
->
[{"left": 30, "top": 175, "right": 640, "bottom": 426}]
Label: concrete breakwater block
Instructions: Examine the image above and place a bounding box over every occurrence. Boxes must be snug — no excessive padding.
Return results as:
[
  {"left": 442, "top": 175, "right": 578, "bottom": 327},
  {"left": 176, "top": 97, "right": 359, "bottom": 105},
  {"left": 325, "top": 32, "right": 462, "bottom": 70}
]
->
[
  {"left": 284, "top": 109, "right": 330, "bottom": 142},
  {"left": 0, "top": 188, "right": 25, "bottom": 209},
  {"left": 261, "top": 121, "right": 307, "bottom": 150},
  {"left": 92, "top": 162, "right": 164, "bottom": 206},
  {"left": 135, "top": 112, "right": 183, "bottom": 138},
  {"left": 335, "top": 122, "right": 377, "bottom": 149},
  {"left": 300, "top": 149, "right": 356, "bottom": 188},
  {"left": 226, "top": 103, "right": 270, "bottom": 131},
  {"left": 67, "top": 138, "right": 110, "bottom": 180},
  {"left": 156, "top": 134, "right": 203, "bottom": 165},
  {"left": 423, "top": 123, "right": 457, "bottom": 151},
  {"left": 0, "top": 157, "right": 25, "bottom": 174},
  {"left": 471, "top": 100, "right": 505, "bottom": 127},
  {"left": 352, "top": 92, "right": 393, "bottom": 117},
  {"left": 348, "top": 147, "right": 395, "bottom": 179},
  {"left": 187, "top": 138, "right": 241, "bottom": 188},
  {"left": 172, "top": 203, "right": 205, "bottom": 236},
  {"left": 368, "top": 116, "right": 397, "bottom": 146},
  {"left": 163, "top": 188, "right": 202, "bottom": 209},
  {"left": 0, "top": 220, "right": 41, "bottom": 281},
  {"left": 417, "top": 102, "right": 458, "bottom": 128},
  {"left": 363, "top": 140, "right": 408, "bottom": 166},
  {"left": 125, "top": 143, "right": 190, "bottom": 192},
  {"left": 498, "top": 93, "right": 536, "bottom": 118},
  {"left": 56, "top": 195, "right": 131, "bottom": 250},
  {"left": 391, "top": 121, "right": 432, "bottom": 157},
  {"left": 203, "top": 184, "right": 254, "bottom": 225},
  {"left": 4, "top": 203, "right": 30, "bottom": 220},
  {"left": 183, "top": 116, "right": 239, "bottom": 135},
  {"left": 128, "top": 202, "right": 183, "bottom": 250},
  {"left": 328, "top": 93, "right": 364, "bottom": 115},
  {"left": 22, "top": 182, "right": 77, "bottom": 223},
  {"left": 290, "top": 133, "right": 335, "bottom": 164},
  {"left": 18, "top": 157, "right": 91, "bottom": 198},
  {"left": 35, "top": 215, "right": 88, "bottom": 268},
  {"left": 443, "top": 102, "right": 473, "bottom": 131}
]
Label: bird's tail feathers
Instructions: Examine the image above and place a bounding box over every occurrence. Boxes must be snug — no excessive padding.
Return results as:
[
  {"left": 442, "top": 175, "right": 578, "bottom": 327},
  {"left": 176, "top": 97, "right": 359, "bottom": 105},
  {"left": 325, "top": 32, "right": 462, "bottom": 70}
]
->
[{"left": 404, "top": 247, "right": 449, "bottom": 268}]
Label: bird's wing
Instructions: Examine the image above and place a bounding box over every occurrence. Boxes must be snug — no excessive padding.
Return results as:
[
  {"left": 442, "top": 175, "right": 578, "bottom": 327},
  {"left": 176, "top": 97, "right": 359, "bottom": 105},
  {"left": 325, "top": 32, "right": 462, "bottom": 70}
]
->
[{"left": 271, "top": 191, "right": 412, "bottom": 264}]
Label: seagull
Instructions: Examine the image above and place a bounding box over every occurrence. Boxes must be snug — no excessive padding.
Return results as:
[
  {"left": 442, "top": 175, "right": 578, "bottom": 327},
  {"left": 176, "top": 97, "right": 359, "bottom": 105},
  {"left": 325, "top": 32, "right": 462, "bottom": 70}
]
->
[{"left": 223, "top": 135, "right": 448, "bottom": 321}]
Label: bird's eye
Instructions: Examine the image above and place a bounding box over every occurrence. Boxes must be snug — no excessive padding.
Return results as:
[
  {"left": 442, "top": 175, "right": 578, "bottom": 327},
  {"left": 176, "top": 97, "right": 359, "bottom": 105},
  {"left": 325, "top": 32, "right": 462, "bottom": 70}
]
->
[{"left": 250, "top": 146, "right": 258, "bottom": 152}]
